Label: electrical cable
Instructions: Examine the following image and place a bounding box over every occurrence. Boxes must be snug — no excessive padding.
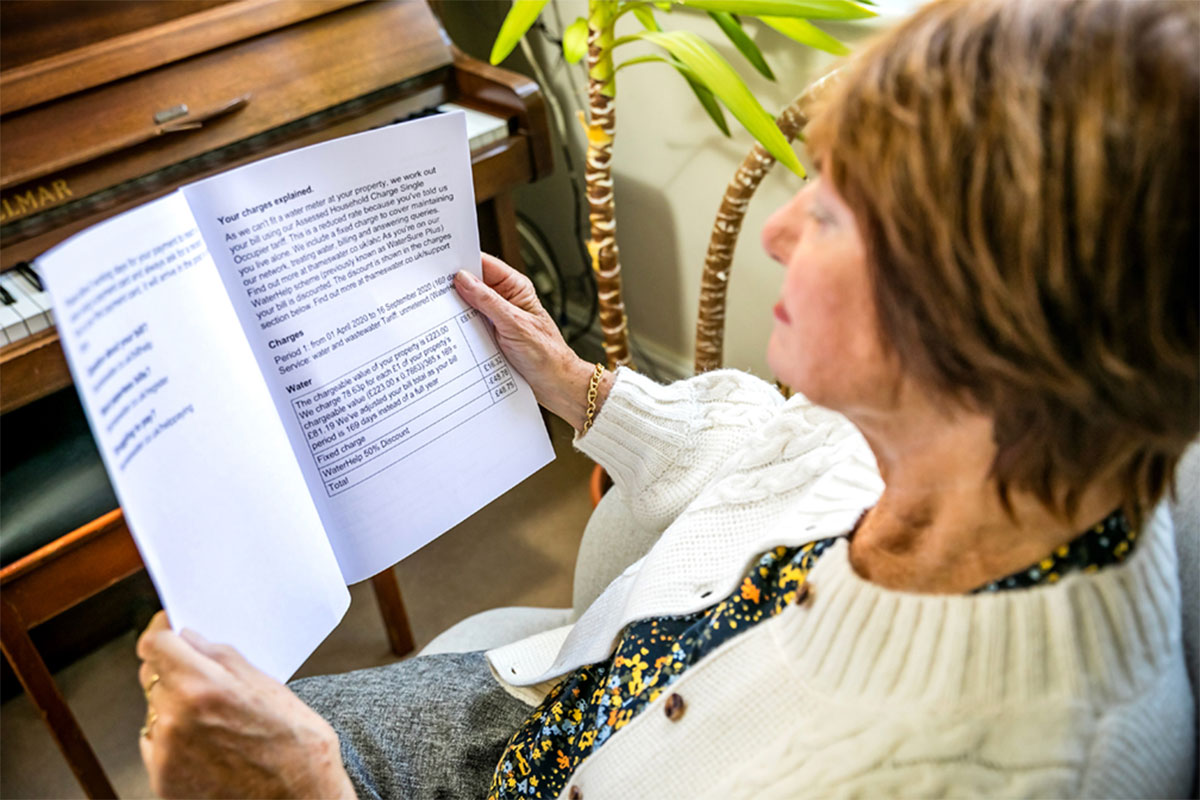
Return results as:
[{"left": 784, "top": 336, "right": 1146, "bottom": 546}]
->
[
  {"left": 518, "top": 25, "right": 597, "bottom": 344},
  {"left": 547, "top": 2, "right": 591, "bottom": 114},
  {"left": 516, "top": 211, "right": 566, "bottom": 322},
  {"left": 539, "top": 5, "right": 600, "bottom": 342}
]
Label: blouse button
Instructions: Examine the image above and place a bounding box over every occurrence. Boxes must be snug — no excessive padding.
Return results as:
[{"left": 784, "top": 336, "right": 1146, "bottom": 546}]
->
[
  {"left": 569, "top": 785, "right": 583, "bottom": 800},
  {"left": 663, "top": 692, "right": 686, "bottom": 721},
  {"left": 795, "top": 582, "right": 813, "bottom": 606}
]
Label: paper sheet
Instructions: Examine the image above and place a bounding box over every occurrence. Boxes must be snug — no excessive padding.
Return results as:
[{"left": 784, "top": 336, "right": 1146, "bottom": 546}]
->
[
  {"left": 39, "top": 193, "right": 350, "bottom": 681},
  {"left": 182, "top": 114, "right": 555, "bottom": 583}
]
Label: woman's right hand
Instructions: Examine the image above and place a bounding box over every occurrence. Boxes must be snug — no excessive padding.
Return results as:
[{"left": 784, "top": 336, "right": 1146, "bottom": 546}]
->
[{"left": 454, "top": 253, "right": 611, "bottom": 431}]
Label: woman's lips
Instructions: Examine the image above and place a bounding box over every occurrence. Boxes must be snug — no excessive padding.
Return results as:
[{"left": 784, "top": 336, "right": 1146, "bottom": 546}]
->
[{"left": 773, "top": 301, "right": 790, "bottom": 323}]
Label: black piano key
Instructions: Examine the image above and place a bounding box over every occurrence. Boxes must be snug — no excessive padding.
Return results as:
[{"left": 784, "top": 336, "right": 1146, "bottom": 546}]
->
[
  {"left": 0, "top": 283, "right": 13, "bottom": 305},
  {"left": 15, "top": 262, "right": 43, "bottom": 291}
]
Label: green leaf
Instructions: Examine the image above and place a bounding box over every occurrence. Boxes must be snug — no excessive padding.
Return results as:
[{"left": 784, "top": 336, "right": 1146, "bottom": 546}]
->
[
  {"left": 682, "top": 73, "right": 732, "bottom": 136},
  {"left": 563, "top": 17, "right": 588, "bottom": 63},
  {"left": 678, "top": 0, "right": 874, "bottom": 20},
  {"left": 653, "top": 2, "right": 672, "bottom": 9},
  {"left": 707, "top": 11, "right": 774, "bottom": 81},
  {"left": 638, "top": 30, "right": 804, "bottom": 175},
  {"left": 631, "top": 5, "right": 661, "bottom": 31},
  {"left": 760, "top": 16, "right": 849, "bottom": 55},
  {"left": 489, "top": 0, "right": 551, "bottom": 65},
  {"left": 614, "top": 54, "right": 671, "bottom": 71}
]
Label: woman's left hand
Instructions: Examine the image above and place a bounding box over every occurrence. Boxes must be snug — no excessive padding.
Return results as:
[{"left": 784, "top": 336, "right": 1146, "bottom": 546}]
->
[{"left": 136, "top": 612, "right": 354, "bottom": 799}]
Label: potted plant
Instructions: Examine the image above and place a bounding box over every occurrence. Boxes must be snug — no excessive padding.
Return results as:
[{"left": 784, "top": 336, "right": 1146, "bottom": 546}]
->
[{"left": 490, "top": 0, "right": 874, "bottom": 370}]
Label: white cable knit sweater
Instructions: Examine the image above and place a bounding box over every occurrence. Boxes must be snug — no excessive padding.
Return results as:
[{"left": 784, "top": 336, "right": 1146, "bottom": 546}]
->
[{"left": 486, "top": 369, "right": 1195, "bottom": 799}]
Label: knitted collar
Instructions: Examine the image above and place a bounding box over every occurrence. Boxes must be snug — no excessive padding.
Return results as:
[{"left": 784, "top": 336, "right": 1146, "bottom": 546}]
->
[{"left": 769, "top": 503, "right": 1179, "bottom": 709}]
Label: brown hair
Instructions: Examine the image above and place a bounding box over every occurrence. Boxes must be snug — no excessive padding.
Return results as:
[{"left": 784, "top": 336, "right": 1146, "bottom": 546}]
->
[{"left": 804, "top": 0, "right": 1199, "bottom": 516}]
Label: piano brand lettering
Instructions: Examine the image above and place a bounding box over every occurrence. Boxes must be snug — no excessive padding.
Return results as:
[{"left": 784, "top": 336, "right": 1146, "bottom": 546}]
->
[{"left": 0, "top": 179, "right": 73, "bottom": 222}]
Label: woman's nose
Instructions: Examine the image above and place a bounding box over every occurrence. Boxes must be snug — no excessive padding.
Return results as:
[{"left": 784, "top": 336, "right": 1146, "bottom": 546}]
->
[{"left": 761, "top": 202, "right": 799, "bottom": 266}]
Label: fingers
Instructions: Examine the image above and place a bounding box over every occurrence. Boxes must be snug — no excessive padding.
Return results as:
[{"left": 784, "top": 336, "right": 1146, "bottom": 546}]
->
[
  {"left": 179, "top": 628, "right": 262, "bottom": 684},
  {"left": 456, "top": 252, "right": 547, "bottom": 327},
  {"left": 139, "top": 660, "right": 158, "bottom": 692},
  {"left": 138, "top": 616, "right": 229, "bottom": 690},
  {"left": 139, "top": 728, "right": 158, "bottom": 791},
  {"left": 136, "top": 610, "right": 171, "bottom": 660},
  {"left": 480, "top": 251, "right": 514, "bottom": 278},
  {"left": 137, "top": 610, "right": 262, "bottom": 697},
  {"left": 455, "top": 269, "right": 514, "bottom": 324},
  {"left": 480, "top": 252, "right": 524, "bottom": 291},
  {"left": 478, "top": 253, "right": 540, "bottom": 309}
]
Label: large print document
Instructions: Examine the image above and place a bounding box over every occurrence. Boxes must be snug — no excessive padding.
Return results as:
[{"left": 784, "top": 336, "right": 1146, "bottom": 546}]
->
[
  {"left": 182, "top": 115, "right": 554, "bottom": 583},
  {"left": 42, "top": 193, "right": 350, "bottom": 680},
  {"left": 40, "top": 114, "right": 555, "bottom": 679}
]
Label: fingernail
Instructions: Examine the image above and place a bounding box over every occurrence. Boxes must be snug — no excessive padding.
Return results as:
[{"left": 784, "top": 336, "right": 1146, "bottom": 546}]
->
[{"left": 455, "top": 270, "right": 476, "bottom": 285}]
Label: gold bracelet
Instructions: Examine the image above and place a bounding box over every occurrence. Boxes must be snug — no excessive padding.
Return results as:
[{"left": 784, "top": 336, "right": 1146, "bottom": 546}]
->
[{"left": 582, "top": 363, "right": 605, "bottom": 434}]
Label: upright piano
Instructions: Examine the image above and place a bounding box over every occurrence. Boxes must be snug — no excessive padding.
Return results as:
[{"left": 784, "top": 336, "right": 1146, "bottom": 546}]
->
[
  {"left": 0, "top": 2, "right": 550, "bottom": 795},
  {"left": 0, "top": 0, "right": 551, "bottom": 414}
]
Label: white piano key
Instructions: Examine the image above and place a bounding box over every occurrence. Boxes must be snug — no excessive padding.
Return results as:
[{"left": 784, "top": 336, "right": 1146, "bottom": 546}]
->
[
  {"left": 12, "top": 268, "right": 53, "bottom": 324},
  {"left": 0, "top": 296, "right": 28, "bottom": 343},
  {"left": 13, "top": 273, "right": 53, "bottom": 331},
  {"left": 0, "top": 272, "right": 50, "bottom": 334},
  {"left": 8, "top": 269, "right": 53, "bottom": 330},
  {"left": 437, "top": 103, "right": 508, "bottom": 151}
]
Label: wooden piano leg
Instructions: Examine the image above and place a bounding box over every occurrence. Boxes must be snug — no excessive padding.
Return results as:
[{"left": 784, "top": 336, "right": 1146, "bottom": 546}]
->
[
  {"left": 369, "top": 568, "right": 415, "bottom": 657},
  {"left": 479, "top": 192, "right": 525, "bottom": 273},
  {"left": 0, "top": 598, "right": 117, "bottom": 799}
]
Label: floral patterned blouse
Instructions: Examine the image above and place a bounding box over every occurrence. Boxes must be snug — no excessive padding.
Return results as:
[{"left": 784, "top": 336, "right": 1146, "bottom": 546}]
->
[{"left": 487, "top": 508, "right": 1137, "bottom": 799}]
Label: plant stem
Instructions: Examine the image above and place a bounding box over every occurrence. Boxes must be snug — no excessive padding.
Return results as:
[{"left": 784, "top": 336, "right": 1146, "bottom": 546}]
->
[
  {"left": 694, "top": 94, "right": 808, "bottom": 373},
  {"left": 584, "top": 0, "right": 632, "bottom": 368}
]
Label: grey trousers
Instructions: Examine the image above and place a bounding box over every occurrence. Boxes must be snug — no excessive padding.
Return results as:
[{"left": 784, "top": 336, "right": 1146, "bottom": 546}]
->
[{"left": 290, "top": 651, "right": 533, "bottom": 800}]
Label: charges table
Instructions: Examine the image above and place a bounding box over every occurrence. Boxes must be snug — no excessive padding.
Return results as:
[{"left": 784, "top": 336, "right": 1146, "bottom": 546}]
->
[{"left": 290, "top": 307, "right": 517, "bottom": 496}]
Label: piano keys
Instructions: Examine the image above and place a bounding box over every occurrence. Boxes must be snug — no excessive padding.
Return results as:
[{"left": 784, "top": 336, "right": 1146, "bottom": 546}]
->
[
  {"left": 438, "top": 103, "right": 510, "bottom": 151},
  {"left": 0, "top": 263, "right": 53, "bottom": 344}
]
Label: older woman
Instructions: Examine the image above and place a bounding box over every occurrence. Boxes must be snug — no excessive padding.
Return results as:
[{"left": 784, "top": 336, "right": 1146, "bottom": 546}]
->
[{"left": 135, "top": 0, "right": 1198, "bottom": 797}]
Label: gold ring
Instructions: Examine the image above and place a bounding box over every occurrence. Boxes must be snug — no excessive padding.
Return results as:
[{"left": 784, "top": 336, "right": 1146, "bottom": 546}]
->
[
  {"left": 143, "top": 673, "right": 160, "bottom": 700},
  {"left": 140, "top": 708, "right": 158, "bottom": 739}
]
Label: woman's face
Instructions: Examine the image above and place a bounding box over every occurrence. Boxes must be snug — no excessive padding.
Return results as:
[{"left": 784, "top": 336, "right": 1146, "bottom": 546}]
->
[{"left": 762, "top": 175, "right": 897, "bottom": 414}]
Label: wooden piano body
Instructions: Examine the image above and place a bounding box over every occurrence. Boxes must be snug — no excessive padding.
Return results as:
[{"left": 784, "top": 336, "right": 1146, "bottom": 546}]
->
[
  {"left": 0, "top": 0, "right": 551, "bottom": 413},
  {"left": 0, "top": 2, "right": 550, "bottom": 795}
]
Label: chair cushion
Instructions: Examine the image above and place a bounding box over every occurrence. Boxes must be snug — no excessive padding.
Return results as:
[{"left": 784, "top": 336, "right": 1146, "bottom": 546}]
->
[
  {"left": 571, "top": 486, "right": 664, "bottom": 616},
  {"left": 419, "top": 606, "right": 572, "bottom": 657},
  {"left": 0, "top": 389, "right": 118, "bottom": 566}
]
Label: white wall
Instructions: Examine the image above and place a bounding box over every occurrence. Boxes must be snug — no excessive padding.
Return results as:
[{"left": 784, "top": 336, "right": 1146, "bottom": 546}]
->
[{"left": 441, "top": 1, "right": 919, "bottom": 379}]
